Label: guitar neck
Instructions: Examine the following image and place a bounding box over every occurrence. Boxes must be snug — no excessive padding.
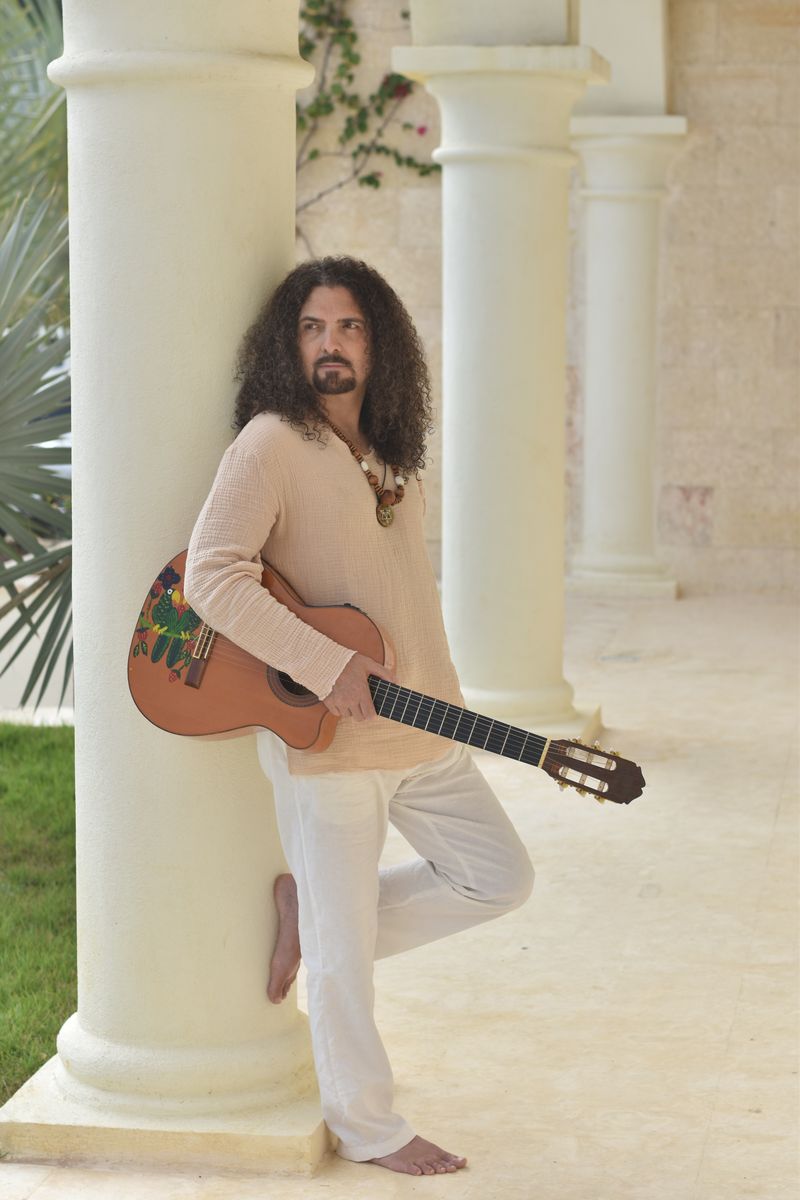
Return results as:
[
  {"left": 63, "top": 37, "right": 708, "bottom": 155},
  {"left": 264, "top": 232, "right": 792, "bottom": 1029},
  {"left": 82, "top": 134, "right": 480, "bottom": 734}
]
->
[{"left": 368, "top": 675, "right": 548, "bottom": 767}]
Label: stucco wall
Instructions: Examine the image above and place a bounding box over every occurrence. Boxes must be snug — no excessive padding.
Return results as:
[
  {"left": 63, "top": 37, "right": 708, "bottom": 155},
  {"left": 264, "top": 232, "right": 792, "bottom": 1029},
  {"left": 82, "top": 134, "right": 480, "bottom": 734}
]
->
[
  {"left": 656, "top": 0, "right": 798, "bottom": 593},
  {"left": 296, "top": 0, "right": 799, "bottom": 595}
]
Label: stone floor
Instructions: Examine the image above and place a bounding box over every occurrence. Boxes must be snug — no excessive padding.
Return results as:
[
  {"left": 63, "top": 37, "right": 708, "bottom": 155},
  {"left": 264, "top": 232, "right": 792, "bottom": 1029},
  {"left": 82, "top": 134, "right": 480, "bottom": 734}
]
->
[{"left": 1, "top": 593, "right": 797, "bottom": 1200}]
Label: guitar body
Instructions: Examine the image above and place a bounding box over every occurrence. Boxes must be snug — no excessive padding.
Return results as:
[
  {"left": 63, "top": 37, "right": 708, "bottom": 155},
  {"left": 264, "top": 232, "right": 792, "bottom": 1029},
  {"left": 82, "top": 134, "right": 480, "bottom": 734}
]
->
[
  {"left": 128, "top": 550, "right": 395, "bottom": 750},
  {"left": 129, "top": 551, "right": 645, "bottom": 804}
]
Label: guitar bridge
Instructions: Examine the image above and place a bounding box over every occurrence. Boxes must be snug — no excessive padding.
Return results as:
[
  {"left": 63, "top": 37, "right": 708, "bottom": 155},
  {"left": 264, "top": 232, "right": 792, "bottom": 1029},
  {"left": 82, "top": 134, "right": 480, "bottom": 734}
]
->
[{"left": 185, "top": 623, "right": 216, "bottom": 689}]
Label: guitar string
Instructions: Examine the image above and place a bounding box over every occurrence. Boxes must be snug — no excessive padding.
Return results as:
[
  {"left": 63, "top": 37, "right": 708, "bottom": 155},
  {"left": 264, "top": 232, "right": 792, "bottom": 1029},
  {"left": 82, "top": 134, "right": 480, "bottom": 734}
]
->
[
  {"left": 138, "top": 641, "right": 620, "bottom": 783},
  {"left": 156, "top": 643, "right": 550, "bottom": 754}
]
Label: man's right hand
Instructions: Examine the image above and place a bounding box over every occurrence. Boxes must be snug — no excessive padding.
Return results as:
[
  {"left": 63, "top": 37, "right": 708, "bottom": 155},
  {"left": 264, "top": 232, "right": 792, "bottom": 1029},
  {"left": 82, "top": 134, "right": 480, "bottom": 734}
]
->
[{"left": 321, "top": 652, "right": 399, "bottom": 723}]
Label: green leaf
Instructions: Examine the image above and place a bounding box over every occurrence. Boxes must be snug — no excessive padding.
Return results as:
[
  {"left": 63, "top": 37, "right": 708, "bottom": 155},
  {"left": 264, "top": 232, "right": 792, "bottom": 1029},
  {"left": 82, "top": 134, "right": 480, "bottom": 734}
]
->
[
  {"left": 151, "top": 634, "right": 169, "bottom": 664},
  {"left": 23, "top": 570, "right": 71, "bottom": 708}
]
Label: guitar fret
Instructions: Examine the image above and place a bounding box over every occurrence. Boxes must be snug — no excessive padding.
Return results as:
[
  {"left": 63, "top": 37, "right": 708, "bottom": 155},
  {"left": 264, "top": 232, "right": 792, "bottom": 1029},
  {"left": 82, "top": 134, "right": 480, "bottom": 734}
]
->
[
  {"left": 503, "top": 724, "right": 527, "bottom": 753},
  {"left": 503, "top": 727, "right": 529, "bottom": 759},
  {"left": 388, "top": 685, "right": 404, "bottom": 720},
  {"left": 487, "top": 720, "right": 507, "bottom": 753},
  {"left": 491, "top": 722, "right": 511, "bottom": 754},
  {"left": 431, "top": 699, "right": 448, "bottom": 735},
  {"left": 417, "top": 695, "right": 431, "bottom": 729},
  {"left": 439, "top": 703, "right": 461, "bottom": 739},
  {"left": 469, "top": 714, "right": 493, "bottom": 749},
  {"left": 521, "top": 732, "right": 546, "bottom": 765},
  {"left": 374, "top": 679, "right": 392, "bottom": 716}
]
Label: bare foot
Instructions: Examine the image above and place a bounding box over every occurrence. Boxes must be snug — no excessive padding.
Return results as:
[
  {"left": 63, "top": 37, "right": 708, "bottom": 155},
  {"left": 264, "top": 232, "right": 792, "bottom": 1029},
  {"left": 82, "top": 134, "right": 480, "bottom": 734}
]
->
[
  {"left": 370, "top": 1135, "right": 468, "bottom": 1176},
  {"left": 267, "top": 873, "right": 301, "bottom": 1004}
]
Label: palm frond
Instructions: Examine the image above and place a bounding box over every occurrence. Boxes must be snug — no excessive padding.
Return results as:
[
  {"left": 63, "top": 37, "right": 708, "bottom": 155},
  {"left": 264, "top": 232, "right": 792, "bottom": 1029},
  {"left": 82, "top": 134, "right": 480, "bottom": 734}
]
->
[
  {"left": 0, "top": 190, "right": 71, "bottom": 708},
  {"left": 0, "top": 0, "right": 67, "bottom": 219}
]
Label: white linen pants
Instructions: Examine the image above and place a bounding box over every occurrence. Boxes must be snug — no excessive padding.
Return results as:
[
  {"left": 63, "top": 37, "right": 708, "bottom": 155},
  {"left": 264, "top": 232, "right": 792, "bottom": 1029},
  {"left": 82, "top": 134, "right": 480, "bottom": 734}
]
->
[{"left": 256, "top": 732, "right": 535, "bottom": 1163}]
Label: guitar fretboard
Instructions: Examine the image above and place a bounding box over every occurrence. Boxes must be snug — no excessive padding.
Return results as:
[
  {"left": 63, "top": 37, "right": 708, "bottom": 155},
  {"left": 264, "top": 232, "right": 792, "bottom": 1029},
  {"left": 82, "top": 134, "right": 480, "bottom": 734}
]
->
[{"left": 368, "top": 676, "right": 547, "bottom": 767}]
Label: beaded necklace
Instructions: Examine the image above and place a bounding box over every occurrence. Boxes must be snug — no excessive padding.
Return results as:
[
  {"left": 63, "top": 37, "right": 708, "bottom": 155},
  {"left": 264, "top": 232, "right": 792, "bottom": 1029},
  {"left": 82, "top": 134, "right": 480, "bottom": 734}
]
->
[{"left": 324, "top": 419, "right": 408, "bottom": 527}]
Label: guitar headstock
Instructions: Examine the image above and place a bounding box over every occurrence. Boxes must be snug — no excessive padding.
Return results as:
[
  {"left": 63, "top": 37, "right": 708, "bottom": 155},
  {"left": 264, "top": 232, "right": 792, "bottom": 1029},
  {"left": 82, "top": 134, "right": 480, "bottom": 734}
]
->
[{"left": 541, "top": 738, "right": 645, "bottom": 805}]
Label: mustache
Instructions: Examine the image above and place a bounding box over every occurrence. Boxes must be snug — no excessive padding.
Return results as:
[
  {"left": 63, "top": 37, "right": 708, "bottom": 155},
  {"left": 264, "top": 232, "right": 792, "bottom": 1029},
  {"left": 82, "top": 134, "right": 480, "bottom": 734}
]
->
[{"left": 315, "top": 356, "right": 352, "bottom": 368}]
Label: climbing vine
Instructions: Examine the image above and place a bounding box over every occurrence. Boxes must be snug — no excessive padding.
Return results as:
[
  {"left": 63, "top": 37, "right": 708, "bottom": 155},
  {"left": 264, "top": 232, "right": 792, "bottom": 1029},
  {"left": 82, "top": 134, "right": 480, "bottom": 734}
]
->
[{"left": 296, "top": 1, "right": 438, "bottom": 247}]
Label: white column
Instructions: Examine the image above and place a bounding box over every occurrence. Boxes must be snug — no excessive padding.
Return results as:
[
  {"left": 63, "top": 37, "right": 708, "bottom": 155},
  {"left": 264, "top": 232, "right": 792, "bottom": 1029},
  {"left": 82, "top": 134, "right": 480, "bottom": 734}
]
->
[
  {"left": 570, "top": 116, "right": 687, "bottom": 596},
  {"left": 0, "top": 1, "right": 327, "bottom": 1175},
  {"left": 393, "top": 43, "right": 608, "bottom": 722}
]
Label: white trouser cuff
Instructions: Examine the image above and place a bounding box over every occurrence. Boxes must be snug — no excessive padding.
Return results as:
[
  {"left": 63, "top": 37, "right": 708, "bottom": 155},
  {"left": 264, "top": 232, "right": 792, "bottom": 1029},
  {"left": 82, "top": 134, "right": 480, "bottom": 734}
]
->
[{"left": 335, "top": 1121, "right": 417, "bottom": 1162}]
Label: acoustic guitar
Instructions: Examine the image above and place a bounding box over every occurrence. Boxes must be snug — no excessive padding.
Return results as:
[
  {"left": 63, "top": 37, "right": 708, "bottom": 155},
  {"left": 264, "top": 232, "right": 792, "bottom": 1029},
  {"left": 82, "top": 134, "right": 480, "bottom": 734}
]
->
[{"left": 128, "top": 551, "right": 645, "bottom": 805}]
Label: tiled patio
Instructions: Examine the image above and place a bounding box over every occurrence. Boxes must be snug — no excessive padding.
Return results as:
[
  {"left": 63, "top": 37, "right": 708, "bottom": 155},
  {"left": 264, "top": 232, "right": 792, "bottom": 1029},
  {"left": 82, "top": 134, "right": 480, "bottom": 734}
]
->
[{"left": 1, "top": 591, "right": 797, "bottom": 1199}]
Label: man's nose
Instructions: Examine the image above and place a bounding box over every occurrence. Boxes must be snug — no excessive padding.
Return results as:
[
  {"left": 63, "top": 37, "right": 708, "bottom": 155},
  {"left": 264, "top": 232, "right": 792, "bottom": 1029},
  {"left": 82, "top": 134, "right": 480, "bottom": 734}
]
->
[{"left": 321, "top": 330, "right": 343, "bottom": 354}]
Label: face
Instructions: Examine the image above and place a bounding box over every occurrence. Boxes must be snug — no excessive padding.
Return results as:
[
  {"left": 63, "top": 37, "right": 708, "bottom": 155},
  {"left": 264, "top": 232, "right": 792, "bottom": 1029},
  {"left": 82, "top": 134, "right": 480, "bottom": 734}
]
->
[{"left": 298, "top": 285, "right": 370, "bottom": 397}]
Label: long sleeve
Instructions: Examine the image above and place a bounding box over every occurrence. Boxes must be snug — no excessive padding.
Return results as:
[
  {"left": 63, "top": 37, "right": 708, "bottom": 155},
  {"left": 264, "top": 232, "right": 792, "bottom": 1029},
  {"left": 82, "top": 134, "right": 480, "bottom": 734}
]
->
[{"left": 184, "top": 441, "right": 356, "bottom": 700}]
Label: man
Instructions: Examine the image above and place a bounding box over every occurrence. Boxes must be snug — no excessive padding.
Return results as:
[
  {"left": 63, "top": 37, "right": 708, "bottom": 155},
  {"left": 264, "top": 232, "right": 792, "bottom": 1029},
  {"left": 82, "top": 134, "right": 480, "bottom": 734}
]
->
[{"left": 184, "top": 257, "right": 534, "bottom": 1177}]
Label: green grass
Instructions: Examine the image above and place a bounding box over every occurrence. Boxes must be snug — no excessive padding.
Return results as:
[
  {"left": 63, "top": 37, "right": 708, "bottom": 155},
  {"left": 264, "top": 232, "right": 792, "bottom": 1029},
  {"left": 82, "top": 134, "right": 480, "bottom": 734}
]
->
[{"left": 0, "top": 723, "right": 76, "bottom": 1105}]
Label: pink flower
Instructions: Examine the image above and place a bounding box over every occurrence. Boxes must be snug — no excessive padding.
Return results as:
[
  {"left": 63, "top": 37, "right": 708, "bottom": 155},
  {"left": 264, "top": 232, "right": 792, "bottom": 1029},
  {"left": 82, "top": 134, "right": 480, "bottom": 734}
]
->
[
  {"left": 168, "top": 670, "right": 178, "bottom": 682},
  {"left": 416, "top": 125, "right": 428, "bottom": 136}
]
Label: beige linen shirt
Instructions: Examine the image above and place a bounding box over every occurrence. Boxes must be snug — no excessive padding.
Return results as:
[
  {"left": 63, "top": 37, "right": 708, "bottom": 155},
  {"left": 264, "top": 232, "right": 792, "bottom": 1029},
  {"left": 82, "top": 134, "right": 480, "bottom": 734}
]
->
[{"left": 184, "top": 411, "right": 465, "bottom": 775}]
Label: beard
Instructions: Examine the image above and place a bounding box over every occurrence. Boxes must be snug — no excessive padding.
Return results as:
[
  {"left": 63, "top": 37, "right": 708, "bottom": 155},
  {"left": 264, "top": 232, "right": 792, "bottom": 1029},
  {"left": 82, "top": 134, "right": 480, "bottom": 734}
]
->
[{"left": 312, "top": 363, "right": 357, "bottom": 394}]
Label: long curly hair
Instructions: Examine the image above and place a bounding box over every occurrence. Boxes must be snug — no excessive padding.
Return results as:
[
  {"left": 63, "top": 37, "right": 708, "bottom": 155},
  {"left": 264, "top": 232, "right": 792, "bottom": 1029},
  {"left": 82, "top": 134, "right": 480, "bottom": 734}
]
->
[{"left": 232, "top": 257, "right": 434, "bottom": 474}]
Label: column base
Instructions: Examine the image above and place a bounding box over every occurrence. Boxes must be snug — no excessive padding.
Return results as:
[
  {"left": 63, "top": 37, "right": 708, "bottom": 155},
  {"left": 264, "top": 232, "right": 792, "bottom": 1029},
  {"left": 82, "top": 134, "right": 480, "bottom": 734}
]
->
[
  {"left": 460, "top": 680, "right": 577, "bottom": 724},
  {"left": 569, "top": 554, "right": 678, "bottom": 598},
  {"left": 568, "top": 569, "right": 678, "bottom": 599},
  {"left": 0, "top": 1056, "right": 334, "bottom": 1177}
]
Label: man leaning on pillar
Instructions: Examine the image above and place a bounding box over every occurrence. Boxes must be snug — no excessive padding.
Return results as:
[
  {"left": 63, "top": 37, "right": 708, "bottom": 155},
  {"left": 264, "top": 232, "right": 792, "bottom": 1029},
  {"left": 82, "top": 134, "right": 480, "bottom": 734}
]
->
[{"left": 183, "top": 255, "right": 535, "bottom": 1177}]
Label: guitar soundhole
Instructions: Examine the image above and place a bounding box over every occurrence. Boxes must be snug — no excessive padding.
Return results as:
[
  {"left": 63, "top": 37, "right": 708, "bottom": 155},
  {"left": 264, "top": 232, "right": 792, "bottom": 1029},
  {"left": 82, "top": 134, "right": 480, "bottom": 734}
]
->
[{"left": 267, "top": 666, "right": 319, "bottom": 707}]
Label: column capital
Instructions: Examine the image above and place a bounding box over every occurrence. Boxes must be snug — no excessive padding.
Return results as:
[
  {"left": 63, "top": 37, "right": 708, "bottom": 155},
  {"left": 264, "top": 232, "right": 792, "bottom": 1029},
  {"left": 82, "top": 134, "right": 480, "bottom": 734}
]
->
[
  {"left": 393, "top": 45, "right": 608, "bottom": 155},
  {"left": 571, "top": 114, "right": 688, "bottom": 195},
  {"left": 393, "top": 43, "right": 608, "bottom": 86}
]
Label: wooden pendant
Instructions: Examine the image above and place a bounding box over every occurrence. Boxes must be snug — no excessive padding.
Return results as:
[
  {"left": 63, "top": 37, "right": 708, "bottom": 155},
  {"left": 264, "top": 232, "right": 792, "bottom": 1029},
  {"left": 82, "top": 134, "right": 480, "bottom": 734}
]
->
[{"left": 376, "top": 503, "right": 394, "bottom": 526}]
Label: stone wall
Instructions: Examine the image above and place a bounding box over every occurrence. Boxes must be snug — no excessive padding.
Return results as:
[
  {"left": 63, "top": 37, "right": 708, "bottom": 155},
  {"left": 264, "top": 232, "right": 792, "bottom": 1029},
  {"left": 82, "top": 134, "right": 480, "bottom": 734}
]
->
[
  {"left": 657, "top": 0, "right": 798, "bottom": 593},
  {"left": 296, "top": 0, "right": 799, "bottom": 594}
]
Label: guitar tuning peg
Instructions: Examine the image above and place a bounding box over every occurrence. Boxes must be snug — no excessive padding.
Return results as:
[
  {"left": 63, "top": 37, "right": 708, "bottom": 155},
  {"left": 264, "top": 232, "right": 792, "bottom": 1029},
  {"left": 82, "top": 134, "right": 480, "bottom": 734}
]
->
[
  {"left": 593, "top": 740, "right": 601, "bottom": 749},
  {"left": 557, "top": 781, "right": 568, "bottom": 790},
  {"left": 577, "top": 788, "right": 587, "bottom": 796},
  {"left": 609, "top": 748, "right": 618, "bottom": 756},
  {"left": 594, "top": 794, "right": 606, "bottom": 804}
]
